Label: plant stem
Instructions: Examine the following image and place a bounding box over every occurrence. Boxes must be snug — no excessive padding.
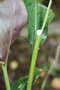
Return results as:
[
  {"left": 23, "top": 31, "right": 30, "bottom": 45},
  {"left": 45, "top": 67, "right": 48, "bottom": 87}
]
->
[
  {"left": 35, "top": 0, "right": 37, "bottom": 32},
  {"left": 2, "top": 64, "right": 11, "bottom": 90},
  {"left": 27, "top": 30, "right": 42, "bottom": 90},
  {"left": 27, "top": 0, "right": 52, "bottom": 90},
  {"left": 41, "top": 0, "right": 52, "bottom": 33}
]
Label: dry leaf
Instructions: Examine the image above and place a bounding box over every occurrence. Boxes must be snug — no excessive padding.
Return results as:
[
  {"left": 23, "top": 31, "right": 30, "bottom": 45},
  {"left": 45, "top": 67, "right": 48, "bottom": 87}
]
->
[{"left": 0, "top": 0, "right": 28, "bottom": 63}]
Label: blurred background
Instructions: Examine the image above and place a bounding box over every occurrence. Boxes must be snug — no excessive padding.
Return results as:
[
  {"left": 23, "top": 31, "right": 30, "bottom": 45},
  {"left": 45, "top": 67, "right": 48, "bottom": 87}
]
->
[{"left": 0, "top": 0, "right": 60, "bottom": 90}]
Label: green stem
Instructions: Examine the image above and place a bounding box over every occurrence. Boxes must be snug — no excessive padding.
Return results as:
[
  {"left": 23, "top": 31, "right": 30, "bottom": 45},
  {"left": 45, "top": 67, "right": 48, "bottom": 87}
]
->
[
  {"left": 27, "top": 0, "right": 52, "bottom": 90},
  {"left": 2, "top": 64, "right": 11, "bottom": 90},
  {"left": 27, "top": 32, "right": 41, "bottom": 90},
  {"left": 41, "top": 0, "right": 52, "bottom": 33},
  {"left": 35, "top": 0, "right": 37, "bottom": 31}
]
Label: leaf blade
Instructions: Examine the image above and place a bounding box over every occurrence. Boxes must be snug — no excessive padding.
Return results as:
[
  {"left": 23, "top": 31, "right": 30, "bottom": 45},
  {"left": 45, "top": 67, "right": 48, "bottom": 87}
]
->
[
  {"left": 24, "top": 0, "right": 55, "bottom": 45},
  {"left": 12, "top": 68, "right": 42, "bottom": 90}
]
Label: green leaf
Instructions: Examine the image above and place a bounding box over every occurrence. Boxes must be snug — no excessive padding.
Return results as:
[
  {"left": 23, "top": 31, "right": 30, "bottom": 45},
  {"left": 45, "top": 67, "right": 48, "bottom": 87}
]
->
[
  {"left": 12, "top": 68, "right": 42, "bottom": 90},
  {"left": 24, "top": 0, "right": 54, "bottom": 45},
  {"left": 43, "top": 64, "right": 57, "bottom": 77},
  {"left": 34, "top": 68, "right": 43, "bottom": 77},
  {"left": 12, "top": 76, "right": 27, "bottom": 90}
]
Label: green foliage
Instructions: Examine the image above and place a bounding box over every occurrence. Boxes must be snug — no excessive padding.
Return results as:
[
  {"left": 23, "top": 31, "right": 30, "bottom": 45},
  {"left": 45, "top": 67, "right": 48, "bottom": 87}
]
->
[
  {"left": 24, "top": 0, "right": 54, "bottom": 45},
  {"left": 12, "top": 68, "right": 42, "bottom": 90},
  {"left": 12, "top": 76, "right": 27, "bottom": 90},
  {"left": 43, "top": 64, "right": 57, "bottom": 76}
]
